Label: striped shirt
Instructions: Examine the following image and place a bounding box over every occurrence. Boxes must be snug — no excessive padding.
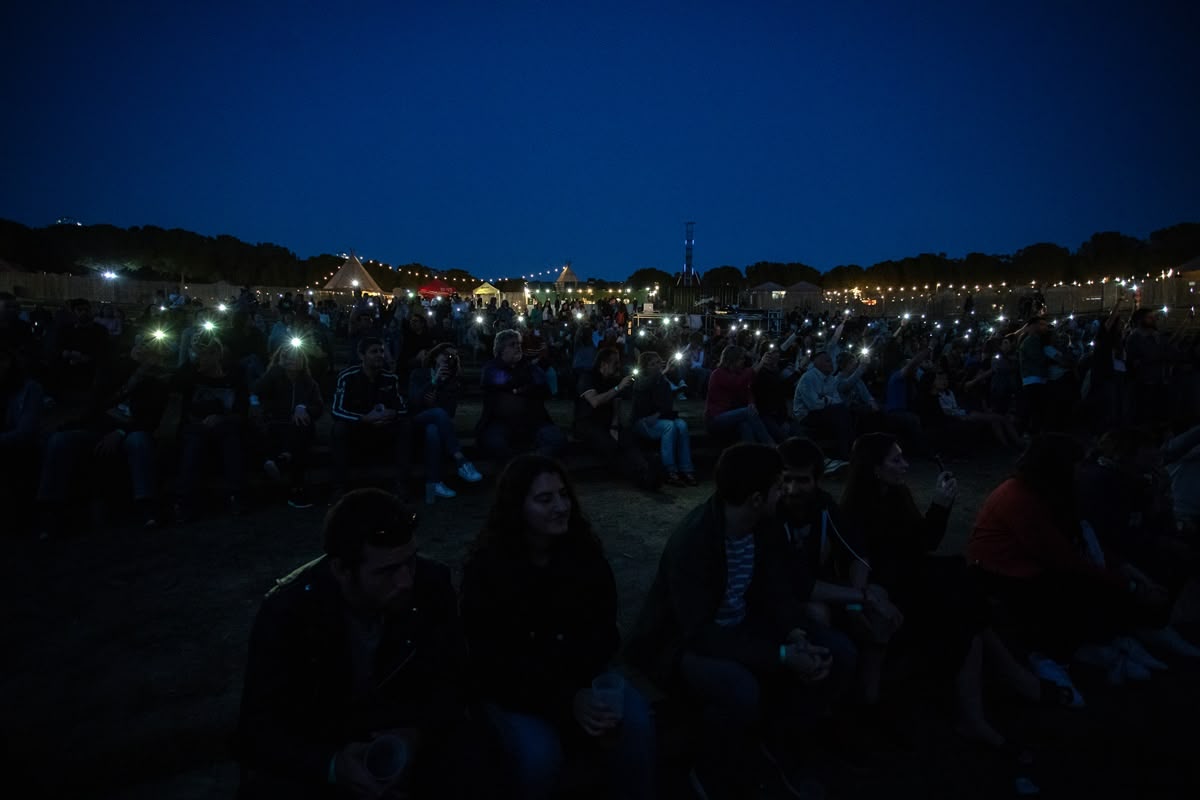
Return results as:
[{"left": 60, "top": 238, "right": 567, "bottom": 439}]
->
[{"left": 715, "top": 534, "right": 756, "bottom": 627}]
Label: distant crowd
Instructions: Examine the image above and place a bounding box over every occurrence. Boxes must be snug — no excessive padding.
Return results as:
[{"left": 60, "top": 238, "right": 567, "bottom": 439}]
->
[{"left": 3, "top": 284, "right": 1200, "bottom": 798}]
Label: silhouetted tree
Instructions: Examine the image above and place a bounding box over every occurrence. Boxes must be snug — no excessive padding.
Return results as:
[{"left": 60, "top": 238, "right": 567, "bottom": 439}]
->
[{"left": 624, "top": 267, "right": 673, "bottom": 290}]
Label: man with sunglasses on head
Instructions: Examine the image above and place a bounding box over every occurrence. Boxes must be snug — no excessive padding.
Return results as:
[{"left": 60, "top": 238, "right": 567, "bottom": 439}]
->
[{"left": 235, "top": 489, "right": 501, "bottom": 800}]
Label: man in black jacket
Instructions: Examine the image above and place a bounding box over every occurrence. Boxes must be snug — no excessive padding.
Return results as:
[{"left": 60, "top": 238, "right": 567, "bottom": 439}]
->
[
  {"left": 626, "top": 443, "right": 838, "bottom": 800},
  {"left": 234, "top": 488, "right": 500, "bottom": 800},
  {"left": 331, "top": 337, "right": 411, "bottom": 500}
]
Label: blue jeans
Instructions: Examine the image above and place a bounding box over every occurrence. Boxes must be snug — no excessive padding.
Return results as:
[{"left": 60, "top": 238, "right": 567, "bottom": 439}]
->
[
  {"left": 485, "top": 684, "right": 655, "bottom": 800},
  {"left": 706, "top": 407, "right": 774, "bottom": 444},
  {"left": 413, "top": 407, "right": 461, "bottom": 482},
  {"left": 634, "top": 416, "right": 694, "bottom": 474}
]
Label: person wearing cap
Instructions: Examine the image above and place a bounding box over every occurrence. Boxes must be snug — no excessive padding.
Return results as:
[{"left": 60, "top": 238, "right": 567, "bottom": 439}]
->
[{"left": 234, "top": 488, "right": 500, "bottom": 800}]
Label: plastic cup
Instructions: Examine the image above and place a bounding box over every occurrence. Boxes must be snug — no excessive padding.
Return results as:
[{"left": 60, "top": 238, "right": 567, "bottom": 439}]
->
[
  {"left": 364, "top": 734, "right": 409, "bottom": 782},
  {"left": 591, "top": 671, "right": 625, "bottom": 721}
]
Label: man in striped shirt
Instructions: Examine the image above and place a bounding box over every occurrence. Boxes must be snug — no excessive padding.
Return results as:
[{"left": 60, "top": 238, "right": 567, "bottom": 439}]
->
[{"left": 627, "top": 443, "right": 837, "bottom": 799}]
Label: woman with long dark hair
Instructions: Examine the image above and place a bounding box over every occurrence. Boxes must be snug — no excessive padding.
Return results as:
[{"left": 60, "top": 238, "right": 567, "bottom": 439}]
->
[
  {"left": 841, "top": 433, "right": 1069, "bottom": 755},
  {"left": 460, "top": 455, "right": 654, "bottom": 800}
]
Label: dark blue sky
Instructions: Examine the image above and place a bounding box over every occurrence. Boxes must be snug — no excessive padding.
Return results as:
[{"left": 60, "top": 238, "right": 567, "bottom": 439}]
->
[{"left": 2, "top": 0, "right": 1197, "bottom": 281}]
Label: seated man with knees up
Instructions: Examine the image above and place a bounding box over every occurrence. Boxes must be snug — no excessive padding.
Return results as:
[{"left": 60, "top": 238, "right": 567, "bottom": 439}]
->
[
  {"left": 331, "top": 336, "right": 411, "bottom": 501},
  {"left": 235, "top": 489, "right": 498, "bottom": 800},
  {"left": 408, "top": 343, "right": 482, "bottom": 505},
  {"left": 626, "top": 443, "right": 844, "bottom": 800}
]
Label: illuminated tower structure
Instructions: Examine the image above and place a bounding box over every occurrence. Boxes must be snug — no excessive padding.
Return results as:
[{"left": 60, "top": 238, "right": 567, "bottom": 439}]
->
[{"left": 676, "top": 221, "right": 701, "bottom": 287}]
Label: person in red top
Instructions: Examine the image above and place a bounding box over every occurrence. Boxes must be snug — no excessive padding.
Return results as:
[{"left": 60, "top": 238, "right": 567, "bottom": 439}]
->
[
  {"left": 969, "top": 434, "right": 1169, "bottom": 679},
  {"left": 703, "top": 345, "right": 774, "bottom": 444}
]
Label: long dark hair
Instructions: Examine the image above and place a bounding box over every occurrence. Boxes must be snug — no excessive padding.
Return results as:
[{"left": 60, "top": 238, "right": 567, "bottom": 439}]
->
[
  {"left": 841, "top": 432, "right": 901, "bottom": 510},
  {"left": 473, "top": 454, "right": 601, "bottom": 559}
]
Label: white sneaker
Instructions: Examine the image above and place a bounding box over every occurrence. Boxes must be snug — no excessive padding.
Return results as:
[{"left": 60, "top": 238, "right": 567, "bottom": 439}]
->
[
  {"left": 432, "top": 482, "right": 456, "bottom": 498},
  {"left": 1029, "top": 653, "right": 1085, "bottom": 707},
  {"left": 824, "top": 458, "right": 848, "bottom": 473},
  {"left": 457, "top": 461, "right": 483, "bottom": 483},
  {"left": 1114, "top": 635, "right": 1168, "bottom": 671}
]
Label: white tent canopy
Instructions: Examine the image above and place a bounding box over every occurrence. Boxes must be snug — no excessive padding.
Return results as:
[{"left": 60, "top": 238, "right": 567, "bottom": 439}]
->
[
  {"left": 324, "top": 254, "right": 384, "bottom": 294},
  {"left": 473, "top": 281, "right": 501, "bottom": 297}
]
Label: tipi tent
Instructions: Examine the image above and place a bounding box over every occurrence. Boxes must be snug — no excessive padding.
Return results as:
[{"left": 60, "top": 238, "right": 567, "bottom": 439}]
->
[
  {"left": 324, "top": 254, "right": 384, "bottom": 295},
  {"left": 554, "top": 263, "right": 580, "bottom": 290}
]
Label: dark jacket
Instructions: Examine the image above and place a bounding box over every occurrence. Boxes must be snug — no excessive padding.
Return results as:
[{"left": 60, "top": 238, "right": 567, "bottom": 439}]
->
[
  {"left": 625, "top": 496, "right": 808, "bottom": 688},
  {"left": 253, "top": 365, "right": 325, "bottom": 423},
  {"left": 630, "top": 372, "right": 677, "bottom": 422},
  {"left": 460, "top": 539, "right": 619, "bottom": 730},
  {"left": 778, "top": 487, "right": 858, "bottom": 589},
  {"left": 477, "top": 358, "right": 551, "bottom": 434},
  {"left": 73, "top": 358, "right": 170, "bottom": 436},
  {"left": 175, "top": 363, "right": 249, "bottom": 428},
  {"left": 841, "top": 485, "right": 950, "bottom": 592},
  {"left": 408, "top": 367, "right": 461, "bottom": 417},
  {"left": 234, "top": 555, "right": 467, "bottom": 790},
  {"left": 330, "top": 365, "right": 407, "bottom": 421}
]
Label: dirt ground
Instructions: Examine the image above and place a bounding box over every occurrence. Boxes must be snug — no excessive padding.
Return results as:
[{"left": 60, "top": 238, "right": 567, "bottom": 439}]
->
[{"left": 3, "top": 397, "right": 1199, "bottom": 799}]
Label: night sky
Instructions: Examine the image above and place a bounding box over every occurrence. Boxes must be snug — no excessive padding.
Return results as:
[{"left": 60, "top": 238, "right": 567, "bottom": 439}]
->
[{"left": 2, "top": 0, "right": 1197, "bottom": 281}]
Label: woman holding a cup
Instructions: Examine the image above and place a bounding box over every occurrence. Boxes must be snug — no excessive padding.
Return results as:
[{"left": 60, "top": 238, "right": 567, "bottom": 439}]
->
[{"left": 460, "top": 454, "right": 655, "bottom": 800}]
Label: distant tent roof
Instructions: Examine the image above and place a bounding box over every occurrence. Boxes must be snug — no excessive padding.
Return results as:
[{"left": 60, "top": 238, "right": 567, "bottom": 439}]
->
[
  {"left": 1178, "top": 254, "right": 1200, "bottom": 272},
  {"left": 473, "top": 281, "right": 500, "bottom": 296},
  {"left": 749, "top": 281, "right": 786, "bottom": 292},
  {"left": 418, "top": 277, "right": 455, "bottom": 298},
  {"left": 555, "top": 264, "right": 580, "bottom": 285},
  {"left": 785, "top": 281, "right": 822, "bottom": 293},
  {"left": 324, "top": 254, "right": 384, "bottom": 294}
]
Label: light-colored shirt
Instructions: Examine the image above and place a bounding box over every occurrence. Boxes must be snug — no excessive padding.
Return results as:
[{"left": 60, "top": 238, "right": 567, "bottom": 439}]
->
[
  {"left": 715, "top": 534, "right": 756, "bottom": 627},
  {"left": 793, "top": 365, "right": 843, "bottom": 420}
]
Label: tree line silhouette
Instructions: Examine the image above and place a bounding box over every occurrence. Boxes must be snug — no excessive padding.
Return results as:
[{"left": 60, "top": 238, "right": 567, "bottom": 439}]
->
[{"left": 1, "top": 217, "right": 1196, "bottom": 293}]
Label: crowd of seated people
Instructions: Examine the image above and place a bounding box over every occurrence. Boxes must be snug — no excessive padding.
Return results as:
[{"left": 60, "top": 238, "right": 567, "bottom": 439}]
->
[
  {"left": 3, "top": 292, "right": 509, "bottom": 533},
  {"left": 5, "top": 286, "right": 1198, "bottom": 524},
  {"left": 6, "top": 283, "right": 1200, "bottom": 797}
]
